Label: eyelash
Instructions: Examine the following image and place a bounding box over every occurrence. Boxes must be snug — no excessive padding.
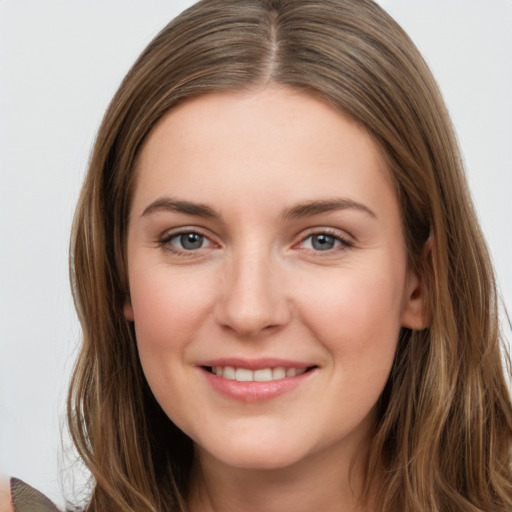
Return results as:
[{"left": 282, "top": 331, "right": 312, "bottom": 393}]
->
[
  {"left": 158, "top": 229, "right": 215, "bottom": 255},
  {"left": 157, "top": 228, "right": 354, "bottom": 256},
  {"left": 298, "top": 229, "right": 354, "bottom": 253}
]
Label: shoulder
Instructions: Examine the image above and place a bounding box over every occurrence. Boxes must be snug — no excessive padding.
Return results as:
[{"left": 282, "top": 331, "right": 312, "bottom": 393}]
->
[{"left": 8, "top": 479, "right": 61, "bottom": 512}]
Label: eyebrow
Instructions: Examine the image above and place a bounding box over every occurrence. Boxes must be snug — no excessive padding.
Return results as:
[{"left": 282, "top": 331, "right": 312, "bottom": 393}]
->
[
  {"left": 141, "top": 198, "right": 219, "bottom": 219},
  {"left": 282, "top": 198, "right": 376, "bottom": 219},
  {"left": 141, "top": 196, "right": 376, "bottom": 221}
]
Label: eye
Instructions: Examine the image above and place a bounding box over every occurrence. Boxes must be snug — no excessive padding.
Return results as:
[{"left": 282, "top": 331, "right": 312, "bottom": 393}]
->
[
  {"left": 161, "top": 231, "right": 213, "bottom": 252},
  {"left": 299, "top": 232, "right": 352, "bottom": 252}
]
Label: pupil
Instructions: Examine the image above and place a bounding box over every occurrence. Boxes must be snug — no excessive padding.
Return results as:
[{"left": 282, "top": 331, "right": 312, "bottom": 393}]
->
[
  {"left": 312, "top": 234, "right": 335, "bottom": 250},
  {"left": 181, "top": 233, "right": 203, "bottom": 250}
]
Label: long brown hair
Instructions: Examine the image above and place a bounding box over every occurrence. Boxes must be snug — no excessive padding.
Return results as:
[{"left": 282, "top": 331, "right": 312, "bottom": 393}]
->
[{"left": 68, "top": 1, "right": 512, "bottom": 510}]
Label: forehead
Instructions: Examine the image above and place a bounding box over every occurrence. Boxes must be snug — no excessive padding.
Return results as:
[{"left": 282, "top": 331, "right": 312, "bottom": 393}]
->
[{"left": 132, "top": 85, "right": 396, "bottom": 218}]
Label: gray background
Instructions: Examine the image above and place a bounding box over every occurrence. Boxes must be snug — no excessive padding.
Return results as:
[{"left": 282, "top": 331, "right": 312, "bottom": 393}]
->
[{"left": 1, "top": 0, "right": 511, "bottom": 506}]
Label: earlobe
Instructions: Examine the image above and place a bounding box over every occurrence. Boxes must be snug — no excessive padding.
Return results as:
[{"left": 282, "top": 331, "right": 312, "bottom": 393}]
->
[
  {"left": 401, "top": 238, "right": 432, "bottom": 330},
  {"left": 124, "top": 296, "right": 135, "bottom": 321}
]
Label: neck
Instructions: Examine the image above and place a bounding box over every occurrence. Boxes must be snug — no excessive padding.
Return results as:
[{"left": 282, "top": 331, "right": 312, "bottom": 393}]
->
[{"left": 187, "top": 438, "right": 377, "bottom": 512}]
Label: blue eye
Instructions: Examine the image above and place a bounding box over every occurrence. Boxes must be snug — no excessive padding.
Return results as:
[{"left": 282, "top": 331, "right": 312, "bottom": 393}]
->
[
  {"left": 301, "top": 233, "right": 348, "bottom": 251},
  {"left": 165, "top": 232, "right": 211, "bottom": 251}
]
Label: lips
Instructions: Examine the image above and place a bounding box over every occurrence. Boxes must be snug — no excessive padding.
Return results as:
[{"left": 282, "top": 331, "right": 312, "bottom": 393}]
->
[{"left": 197, "top": 359, "right": 317, "bottom": 402}]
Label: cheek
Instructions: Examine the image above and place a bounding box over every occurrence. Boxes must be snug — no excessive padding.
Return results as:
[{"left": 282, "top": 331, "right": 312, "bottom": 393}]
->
[
  {"left": 302, "top": 269, "right": 404, "bottom": 416},
  {"left": 128, "top": 269, "right": 215, "bottom": 427},
  {"left": 298, "top": 269, "right": 405, "bottom": 346},
  {"left": 128, "top": 268, "right": 216, "bottom": 411},
  {"left": 130, "top": 267, "right": 213, "bottom": 348},
  {"left": 294, "top": 264, "right": 405, "bottom": 406}
]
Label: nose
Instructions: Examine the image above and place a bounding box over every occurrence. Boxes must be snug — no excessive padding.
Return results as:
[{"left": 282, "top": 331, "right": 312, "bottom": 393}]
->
[{"left": 215, "top": 247, "right": 291, "bottom": 337}]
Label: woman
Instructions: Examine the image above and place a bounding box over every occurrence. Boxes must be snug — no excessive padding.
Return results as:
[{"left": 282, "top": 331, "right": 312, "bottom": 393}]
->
[{"left": 9, "top": 0, "right": 512, "bottom": 510}]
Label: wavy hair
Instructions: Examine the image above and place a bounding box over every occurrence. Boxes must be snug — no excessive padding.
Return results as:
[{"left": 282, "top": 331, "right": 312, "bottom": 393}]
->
[{"left": 68, "top": 0, "right": 512, "bottom": 510}]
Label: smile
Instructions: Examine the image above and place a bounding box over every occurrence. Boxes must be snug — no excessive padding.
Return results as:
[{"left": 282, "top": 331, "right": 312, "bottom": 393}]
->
[
  {"left": 199, "top": 360, "right": 318, "bottom": 402},
  {"left": 207, "top": 366, "right": 309, "bottom": 381}
]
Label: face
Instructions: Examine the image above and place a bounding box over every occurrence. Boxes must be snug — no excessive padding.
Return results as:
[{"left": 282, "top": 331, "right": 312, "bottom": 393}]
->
[{"left": 124, "top": 86, "right": 425, "bottom": 472}]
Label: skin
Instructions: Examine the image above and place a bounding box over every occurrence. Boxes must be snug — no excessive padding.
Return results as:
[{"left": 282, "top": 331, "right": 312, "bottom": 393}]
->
[
  {"left": 0, "top": 480, "right": 12, "bottom": 512},
  {"left": 124, "top": 85, "right": 426, "bottom": 512}
]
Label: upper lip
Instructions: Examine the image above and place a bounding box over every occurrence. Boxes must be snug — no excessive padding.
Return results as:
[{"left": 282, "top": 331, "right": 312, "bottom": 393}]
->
[{"left": 195, "top": 358, "right": 316, "bottom": 370}]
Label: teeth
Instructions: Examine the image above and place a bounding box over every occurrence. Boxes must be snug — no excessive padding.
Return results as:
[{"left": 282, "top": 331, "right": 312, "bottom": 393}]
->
[
  {"left": 253, "top": 368, "right": 272, "bottom": 381},
  {"left": 211, "top": 366, "right": 309, "bottom": 381},
  {"left": 272, "top": 367, "right": 286, "bottom": 379},
  {"left": 223, "top": 366, "right": 235, "bottom": 380},
  {"left": 235, "top": 368, "right": 253, "bottom": 382}
]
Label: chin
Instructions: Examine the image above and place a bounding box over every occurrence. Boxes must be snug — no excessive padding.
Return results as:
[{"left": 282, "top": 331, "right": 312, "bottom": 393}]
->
[{"left": 196, "top": 431, "right": 311, "bottom": 471}]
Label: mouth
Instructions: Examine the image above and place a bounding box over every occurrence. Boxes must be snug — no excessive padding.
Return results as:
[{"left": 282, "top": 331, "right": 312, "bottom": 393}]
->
[
  {"left": 203, "top": 365, "right": 317, "bottom": 382},
  {"left": 197, "top": 358, "right": 318, "bottom": 401}
]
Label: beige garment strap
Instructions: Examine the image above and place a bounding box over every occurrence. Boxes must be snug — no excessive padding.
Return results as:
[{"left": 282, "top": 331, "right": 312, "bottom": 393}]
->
[{"left": 10, "top": 479, "right": 60, "bottom": 512}]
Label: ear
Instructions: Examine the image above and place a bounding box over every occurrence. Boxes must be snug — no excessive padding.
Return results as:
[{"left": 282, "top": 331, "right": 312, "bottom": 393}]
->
[
  {"left": 400, "top": 238, "right": 431, "bottom": 330},
  {"left": 124, "top": 295, "right": 135, "bottom": 321}
]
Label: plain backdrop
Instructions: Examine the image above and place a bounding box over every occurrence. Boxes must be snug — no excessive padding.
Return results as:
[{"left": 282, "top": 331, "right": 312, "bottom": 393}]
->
[{"left": 1, "top": 0, "right": 511, "bottom": 506}]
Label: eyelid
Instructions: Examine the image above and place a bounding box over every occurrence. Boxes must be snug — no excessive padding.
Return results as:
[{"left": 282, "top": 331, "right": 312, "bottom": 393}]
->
[
  {"left": 155, "top": 225, "right": 354, "bottom": 255},
  {"left": 295, "top": 227, "right": 355, "bottom": 251},
  {"left": 158, "top": 226, "right": 219, "bottom": 254}
]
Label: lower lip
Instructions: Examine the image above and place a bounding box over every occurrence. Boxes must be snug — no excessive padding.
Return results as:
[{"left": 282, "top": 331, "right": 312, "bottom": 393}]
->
[{"left": 201, "top": 368, "right": 315, "bottom": 402}]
